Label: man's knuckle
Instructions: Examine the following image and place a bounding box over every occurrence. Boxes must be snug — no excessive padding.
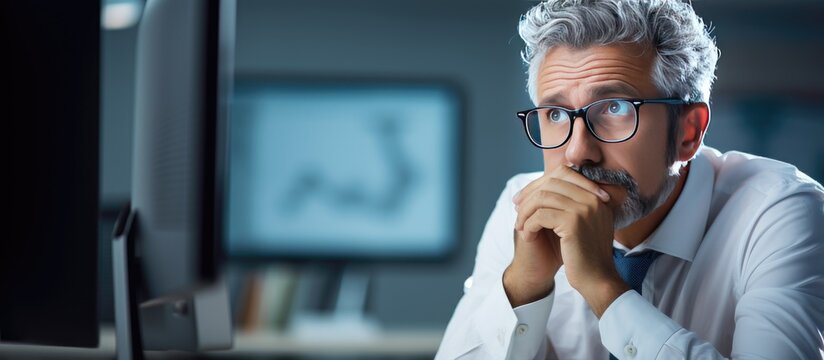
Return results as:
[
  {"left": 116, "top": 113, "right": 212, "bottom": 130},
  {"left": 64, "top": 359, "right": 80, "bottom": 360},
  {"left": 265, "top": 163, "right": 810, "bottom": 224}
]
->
[
  {"left": 576, "top": 203, "right": 591, "bottom": 217},
  {"left": 586, "top": 192, "right": 599, "bottom": 204},
  {"left": 538, "top": 189, "right": 554, "bottom": 199},
  {"left": 585, "top": 205, "right": 596, "bottom": 218}
]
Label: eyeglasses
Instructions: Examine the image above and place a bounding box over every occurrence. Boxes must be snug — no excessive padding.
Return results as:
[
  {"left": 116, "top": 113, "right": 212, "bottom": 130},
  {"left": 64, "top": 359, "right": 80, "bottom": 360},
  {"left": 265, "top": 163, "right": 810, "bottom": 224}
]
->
[{"left": 516, "top": 98, "right": 691, "bottom": 149}]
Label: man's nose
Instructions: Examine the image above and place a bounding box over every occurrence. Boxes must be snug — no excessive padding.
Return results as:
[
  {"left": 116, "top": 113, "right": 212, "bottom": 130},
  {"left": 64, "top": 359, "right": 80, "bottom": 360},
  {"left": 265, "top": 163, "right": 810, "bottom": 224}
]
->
[{"left": 564, "top": 117, "right": 603, "bottom": 167}]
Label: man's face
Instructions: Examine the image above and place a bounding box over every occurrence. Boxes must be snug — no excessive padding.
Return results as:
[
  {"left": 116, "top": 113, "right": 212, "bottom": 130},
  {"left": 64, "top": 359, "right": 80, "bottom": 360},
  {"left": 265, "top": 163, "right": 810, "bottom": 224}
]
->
[{"left": 536, "top": 44, "right": 678, "bottom": 229}]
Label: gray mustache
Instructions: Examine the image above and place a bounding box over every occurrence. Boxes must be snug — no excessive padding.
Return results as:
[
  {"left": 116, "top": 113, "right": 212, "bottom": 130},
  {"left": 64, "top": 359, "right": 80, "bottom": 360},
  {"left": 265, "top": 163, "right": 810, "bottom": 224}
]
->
[{"left": 570, "top": 164, "right": 637, "bottom": 190}]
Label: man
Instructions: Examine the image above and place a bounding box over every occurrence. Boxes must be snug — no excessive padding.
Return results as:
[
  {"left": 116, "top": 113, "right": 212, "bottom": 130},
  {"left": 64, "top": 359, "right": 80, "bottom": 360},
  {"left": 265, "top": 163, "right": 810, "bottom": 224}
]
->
[{"left": 436, "top": 0, "right": 824, "bottom": 359}]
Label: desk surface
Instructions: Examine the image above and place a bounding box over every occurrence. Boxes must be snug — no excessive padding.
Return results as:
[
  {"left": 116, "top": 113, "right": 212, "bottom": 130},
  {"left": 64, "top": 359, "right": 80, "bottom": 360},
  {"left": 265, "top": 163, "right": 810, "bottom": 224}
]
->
[{"left": 0, "top": 327, "right": 444, "bottom": 359}]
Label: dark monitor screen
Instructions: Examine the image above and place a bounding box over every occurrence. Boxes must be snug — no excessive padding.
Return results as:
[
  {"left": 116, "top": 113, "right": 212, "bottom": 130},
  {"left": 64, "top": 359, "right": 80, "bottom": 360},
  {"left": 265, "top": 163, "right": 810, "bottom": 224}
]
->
[
  {"left": 2, "top": 0, "right": 100, "bottom": 348},
  {"left": 225, "top": 79, "right": 462, "bottom": 261}
]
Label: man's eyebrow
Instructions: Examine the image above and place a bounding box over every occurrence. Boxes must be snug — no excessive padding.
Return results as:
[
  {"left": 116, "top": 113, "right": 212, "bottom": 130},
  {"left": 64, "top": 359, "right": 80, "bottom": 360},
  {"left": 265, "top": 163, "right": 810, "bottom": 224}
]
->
[
  {"left": 538, "top": 83, "right": 642, "bottom": 107},
  {"left": 538, "top": 93, "right": 569, "bottom": 107},
  {"left": 589, "top": 83, "right": 642, "bottom": 99}
]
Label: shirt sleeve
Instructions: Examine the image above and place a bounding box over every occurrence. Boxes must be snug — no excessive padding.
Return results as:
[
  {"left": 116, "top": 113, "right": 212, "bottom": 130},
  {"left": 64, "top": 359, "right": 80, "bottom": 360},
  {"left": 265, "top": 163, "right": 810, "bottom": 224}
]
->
[
  {"left": 436, "top": 176, "right": 554, "bottom": 360},
  {"left": 599, "top": 189, "right": 824, "bottom": 360}
]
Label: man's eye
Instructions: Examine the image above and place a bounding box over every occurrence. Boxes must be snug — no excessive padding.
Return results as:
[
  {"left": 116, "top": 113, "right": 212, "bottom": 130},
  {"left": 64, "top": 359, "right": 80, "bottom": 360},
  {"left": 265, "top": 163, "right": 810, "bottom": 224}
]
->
[
  {"left": 548, "top": 109, "right": 567, "bottom": 123},
  {"left": 606, "top": 101, "right": 632, "bottom": 115}
]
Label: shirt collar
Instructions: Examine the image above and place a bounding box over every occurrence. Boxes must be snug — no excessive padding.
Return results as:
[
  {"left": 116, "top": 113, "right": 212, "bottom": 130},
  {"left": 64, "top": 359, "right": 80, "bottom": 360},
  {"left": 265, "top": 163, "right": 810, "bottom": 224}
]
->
[{"left": 618, "top": 150, "right": 715, "bottom": 262}]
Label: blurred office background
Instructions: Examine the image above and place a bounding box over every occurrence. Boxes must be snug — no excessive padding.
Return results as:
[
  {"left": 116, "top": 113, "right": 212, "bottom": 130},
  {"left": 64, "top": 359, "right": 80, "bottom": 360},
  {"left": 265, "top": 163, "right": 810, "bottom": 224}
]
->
[{"left": 96, "top": 0, "right": 823, "bottom": 358}]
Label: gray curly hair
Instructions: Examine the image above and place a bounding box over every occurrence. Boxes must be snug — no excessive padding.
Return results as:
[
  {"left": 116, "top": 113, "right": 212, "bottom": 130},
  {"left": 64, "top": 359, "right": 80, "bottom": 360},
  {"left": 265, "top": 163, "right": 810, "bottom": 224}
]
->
[{"left": 519, "top": 0, "right": 719, "bottom": 105}]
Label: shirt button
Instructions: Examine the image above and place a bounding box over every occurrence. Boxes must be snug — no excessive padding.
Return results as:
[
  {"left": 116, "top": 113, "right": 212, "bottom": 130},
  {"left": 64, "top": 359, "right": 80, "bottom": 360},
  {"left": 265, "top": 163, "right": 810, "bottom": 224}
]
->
[
  {"left": 624, "top": 344, "right": 637, "bottom": 358},
  {"left": 515, "top": 324, "right": 529, "bottom": 336}
]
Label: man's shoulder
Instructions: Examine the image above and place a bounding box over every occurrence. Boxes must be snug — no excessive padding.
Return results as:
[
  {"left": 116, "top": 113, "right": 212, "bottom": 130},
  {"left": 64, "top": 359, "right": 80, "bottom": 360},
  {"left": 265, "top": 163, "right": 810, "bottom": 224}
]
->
[{"left": 702, "top": 146, "right": 823, "bottom": 199}]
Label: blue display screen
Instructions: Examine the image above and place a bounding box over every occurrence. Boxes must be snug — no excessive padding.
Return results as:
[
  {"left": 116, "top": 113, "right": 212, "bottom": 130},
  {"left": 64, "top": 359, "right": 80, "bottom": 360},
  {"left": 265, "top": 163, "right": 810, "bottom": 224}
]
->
[{"left": 225, "top": 80, "right": 461, "bottom": 260}]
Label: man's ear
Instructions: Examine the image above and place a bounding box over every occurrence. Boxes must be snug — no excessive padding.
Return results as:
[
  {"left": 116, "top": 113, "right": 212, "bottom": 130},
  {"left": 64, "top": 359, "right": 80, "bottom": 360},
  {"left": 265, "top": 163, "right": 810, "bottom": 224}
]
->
[{"left": 676, "top": 102, "right": 710, "bottom": 162}]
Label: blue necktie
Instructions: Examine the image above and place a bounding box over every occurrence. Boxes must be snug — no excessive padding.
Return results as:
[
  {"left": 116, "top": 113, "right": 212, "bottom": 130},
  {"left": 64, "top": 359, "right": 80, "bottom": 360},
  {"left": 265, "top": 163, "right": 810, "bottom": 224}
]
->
[
  {"left": 612, "top": 248, "right": 661, "bottom": 294},
  {"left": 609, "top": 247, "right": 661, "bottom": 360}
]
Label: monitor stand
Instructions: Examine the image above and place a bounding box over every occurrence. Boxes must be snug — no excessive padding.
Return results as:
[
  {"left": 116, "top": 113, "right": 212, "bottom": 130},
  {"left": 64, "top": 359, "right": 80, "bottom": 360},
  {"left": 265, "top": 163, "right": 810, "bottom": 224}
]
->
[
  {"left": 290, "top": 265, "right": 380, "bottom": 339},
  {"left": 111, "top": 206, "right": 144, "bottom": 360},
  {"left": 111, "top": 207, "right": 233, "bottom": 360}
]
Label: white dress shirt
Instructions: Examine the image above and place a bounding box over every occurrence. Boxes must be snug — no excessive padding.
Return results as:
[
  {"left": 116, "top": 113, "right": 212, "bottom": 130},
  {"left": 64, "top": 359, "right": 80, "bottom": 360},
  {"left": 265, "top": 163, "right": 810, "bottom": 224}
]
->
[{"left": 436, "top": 146, "right": 824, "bottom": 359}]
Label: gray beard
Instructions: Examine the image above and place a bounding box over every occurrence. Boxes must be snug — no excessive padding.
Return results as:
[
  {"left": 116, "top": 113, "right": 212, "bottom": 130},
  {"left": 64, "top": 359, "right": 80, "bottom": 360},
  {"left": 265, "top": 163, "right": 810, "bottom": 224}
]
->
[{"left": 571, "top": 165, "right": 679, "bottom": 230}]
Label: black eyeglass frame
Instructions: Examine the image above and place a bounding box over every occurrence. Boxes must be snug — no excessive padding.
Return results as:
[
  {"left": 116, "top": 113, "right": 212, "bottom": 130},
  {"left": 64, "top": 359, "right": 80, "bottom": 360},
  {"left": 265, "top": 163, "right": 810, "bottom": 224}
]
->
[{"left": 516, "top": 98, "right": 693, "bottom": 149}]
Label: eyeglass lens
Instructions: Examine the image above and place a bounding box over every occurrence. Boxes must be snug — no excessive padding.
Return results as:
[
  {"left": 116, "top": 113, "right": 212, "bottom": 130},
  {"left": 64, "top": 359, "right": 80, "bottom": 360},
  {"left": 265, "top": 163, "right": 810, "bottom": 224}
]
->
[{"left": 525, "top": 99, "right": 637, "bottom": 148}]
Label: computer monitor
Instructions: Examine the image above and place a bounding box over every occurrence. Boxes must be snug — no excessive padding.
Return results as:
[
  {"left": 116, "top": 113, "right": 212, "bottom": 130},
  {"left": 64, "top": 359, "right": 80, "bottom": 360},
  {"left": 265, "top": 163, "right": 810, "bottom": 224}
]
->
[
  {"left": 225, "top": 78, "right": 463, "bottom": 262},
  {"left": 1, "top": 0, "right": 100, "bottom": 349},
  {"left": 113, "top": 0, "right": 235, "bottom": 356},
  {"left": 222, "top": 78, "right": 462, "bottom": 336},
  {"left": 132, "top": 0, "right": 237, "bottom": 299}
]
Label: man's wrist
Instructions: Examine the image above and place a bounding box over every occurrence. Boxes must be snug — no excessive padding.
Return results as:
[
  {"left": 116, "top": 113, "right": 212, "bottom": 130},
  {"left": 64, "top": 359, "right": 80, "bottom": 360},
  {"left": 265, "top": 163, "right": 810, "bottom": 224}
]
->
[
  {"left": 503, "top": 265, "right": 556, "bottom": 308},
  {"left": 580, "top": 276, "right": 631, "bottom": 318}
]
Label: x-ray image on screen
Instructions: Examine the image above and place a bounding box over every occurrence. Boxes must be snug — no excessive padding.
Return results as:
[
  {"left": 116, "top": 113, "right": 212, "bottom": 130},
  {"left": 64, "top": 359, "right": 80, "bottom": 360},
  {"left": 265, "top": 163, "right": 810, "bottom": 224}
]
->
[{"left": 225, "top": 80, "right": 461, "bottom": 260}]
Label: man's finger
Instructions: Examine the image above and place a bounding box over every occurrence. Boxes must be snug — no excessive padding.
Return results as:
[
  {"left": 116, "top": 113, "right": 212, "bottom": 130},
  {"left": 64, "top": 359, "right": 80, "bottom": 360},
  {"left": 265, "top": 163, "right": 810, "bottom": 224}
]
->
[
  {"left": 513, "top": 174, "right": 550, "bottom": 205},
  {"left": 515, "top": 189, "right": 576, "bottom": 230},
  {"left": 541, "top": 177, "right": 605, "bottom": 206},
  {"left": 522, "top": 208, "right": 565, "bottom": 235},
  {"left": 549, "top": 165, "right": 610, "bottom": 202}
]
